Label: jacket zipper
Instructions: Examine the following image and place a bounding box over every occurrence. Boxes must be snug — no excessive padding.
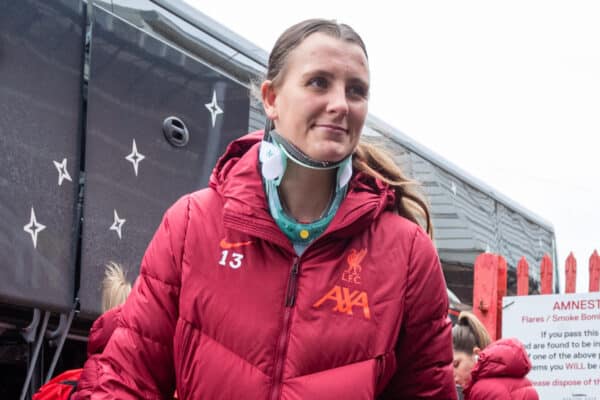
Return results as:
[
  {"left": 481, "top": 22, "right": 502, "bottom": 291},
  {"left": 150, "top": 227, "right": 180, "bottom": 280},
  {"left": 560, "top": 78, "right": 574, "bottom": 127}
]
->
[
  {"left": 375, "top": 354, "right": 386, "bottom": 394},
  {"left": 285, "top": 259, "right": 300, "bottom": 306},
  {"left": 270, "top": 258, "right": 300, "bottom": 400}
]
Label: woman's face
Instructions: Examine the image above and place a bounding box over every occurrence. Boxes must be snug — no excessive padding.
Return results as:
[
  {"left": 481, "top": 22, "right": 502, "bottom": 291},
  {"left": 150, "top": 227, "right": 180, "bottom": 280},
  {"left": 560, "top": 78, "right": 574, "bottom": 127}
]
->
[
  {"left": 453, "top": 350, "right": 477, "bottom": 387},
  {"left": 262, "top": 32, "right": 369, "bottom": 163}
]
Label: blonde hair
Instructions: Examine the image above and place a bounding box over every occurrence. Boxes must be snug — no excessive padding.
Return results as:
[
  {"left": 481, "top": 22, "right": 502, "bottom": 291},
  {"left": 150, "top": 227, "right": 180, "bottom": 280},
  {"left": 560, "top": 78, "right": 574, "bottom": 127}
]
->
[
  {"left": 353, "top": 142, "right": 433, "bottom": 236},
  {"left": 452, "top": 311, "right": 492, "bottom": 354},
  {"left": 101, "top": 261, "right": 132, "bottom": 312}
]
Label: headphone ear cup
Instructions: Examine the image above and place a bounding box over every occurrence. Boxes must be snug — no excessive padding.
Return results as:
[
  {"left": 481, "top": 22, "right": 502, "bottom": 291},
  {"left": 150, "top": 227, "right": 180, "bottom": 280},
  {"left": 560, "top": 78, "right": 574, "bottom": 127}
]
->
[
  {"left": 259, "top": 141, "right": 285, "bottom": 182},
  {"left": 337, "top": 156, "right": 353, "bottom": 189}
]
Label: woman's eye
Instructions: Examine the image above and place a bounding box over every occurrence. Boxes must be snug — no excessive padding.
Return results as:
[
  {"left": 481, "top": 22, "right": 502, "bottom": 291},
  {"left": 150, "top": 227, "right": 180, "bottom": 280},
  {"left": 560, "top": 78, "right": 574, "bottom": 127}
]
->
[
  {"left": 348, "top": 85, "right": 368, "bottom": 99},
  {"left": 308, "top": 77, "right": 328, "bottom": 88}
]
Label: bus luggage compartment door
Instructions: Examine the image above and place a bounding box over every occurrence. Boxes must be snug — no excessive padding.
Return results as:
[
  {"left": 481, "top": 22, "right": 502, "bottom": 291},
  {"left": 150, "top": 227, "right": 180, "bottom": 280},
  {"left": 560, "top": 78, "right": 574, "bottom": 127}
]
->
[
  {"left": 0, "top": 0, "right": 85, "bottom": 312},
  {"left": 78, "top": 5, "right": 250, "bottom": 317}
]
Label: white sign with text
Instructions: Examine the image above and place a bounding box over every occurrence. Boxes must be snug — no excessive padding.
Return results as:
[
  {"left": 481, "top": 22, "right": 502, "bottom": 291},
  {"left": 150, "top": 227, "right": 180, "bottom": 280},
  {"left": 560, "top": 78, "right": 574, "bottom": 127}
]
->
[{"left": 503, "top": 292, "right": 600, "bottom": 400}]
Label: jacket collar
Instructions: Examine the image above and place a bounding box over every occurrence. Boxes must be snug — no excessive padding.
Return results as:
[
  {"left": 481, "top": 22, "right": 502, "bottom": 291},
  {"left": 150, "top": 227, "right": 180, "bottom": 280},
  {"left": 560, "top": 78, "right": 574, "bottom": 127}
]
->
[{"left": 210, "top": 132, "right": 395, "bottom": 249}]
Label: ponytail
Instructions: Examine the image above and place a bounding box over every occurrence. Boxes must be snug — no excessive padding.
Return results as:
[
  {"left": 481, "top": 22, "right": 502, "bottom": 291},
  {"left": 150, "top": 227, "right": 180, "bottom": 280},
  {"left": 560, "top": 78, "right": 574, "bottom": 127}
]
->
[
  {"left": 353, "top": 142, "right": 433, "bottom": 237},
  {"left": 452, "top": 311, "right": 492, "bottom": 354}
]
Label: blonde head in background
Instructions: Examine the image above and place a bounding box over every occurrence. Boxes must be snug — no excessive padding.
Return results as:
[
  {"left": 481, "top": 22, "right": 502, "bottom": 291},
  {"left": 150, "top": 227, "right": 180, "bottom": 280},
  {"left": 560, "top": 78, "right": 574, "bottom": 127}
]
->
[{"left": 101, "top": 261, "right": 132, "bottom": 313}]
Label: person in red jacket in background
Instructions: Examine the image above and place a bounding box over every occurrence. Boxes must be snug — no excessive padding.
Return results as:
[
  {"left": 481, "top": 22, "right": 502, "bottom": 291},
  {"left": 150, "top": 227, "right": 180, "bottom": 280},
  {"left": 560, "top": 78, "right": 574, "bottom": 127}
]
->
[
  {"left": 88, "top": 18, "right": 456, "bottom": 399},
  {"left": 33, "top": 262, "right": 132, "bottom": 400},
  {"left": 71, "top": 262, "right": 132, "bottom": 400},
  {"left": 71, "top": 263, "right": 179, "bottom": 400},
  {"left": 452, "top": 311, "right": 539, "bottom": 399}
]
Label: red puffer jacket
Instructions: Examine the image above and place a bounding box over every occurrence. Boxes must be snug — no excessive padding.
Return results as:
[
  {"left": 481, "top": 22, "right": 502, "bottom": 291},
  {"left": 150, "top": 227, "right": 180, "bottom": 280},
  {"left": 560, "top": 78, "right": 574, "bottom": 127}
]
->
[
  {"left": 90, "top": 132, "right": 456, "bottom": 399},
  {"left": 464, "top": 338, "right": 539, "bottom": 400}
]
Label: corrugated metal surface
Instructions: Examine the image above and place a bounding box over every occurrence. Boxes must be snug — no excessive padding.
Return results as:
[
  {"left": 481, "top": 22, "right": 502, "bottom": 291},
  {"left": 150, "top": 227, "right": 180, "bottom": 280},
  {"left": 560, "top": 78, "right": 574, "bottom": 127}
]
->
[{"left": 362, "top": 129, "right": 555, "bottom": 301}]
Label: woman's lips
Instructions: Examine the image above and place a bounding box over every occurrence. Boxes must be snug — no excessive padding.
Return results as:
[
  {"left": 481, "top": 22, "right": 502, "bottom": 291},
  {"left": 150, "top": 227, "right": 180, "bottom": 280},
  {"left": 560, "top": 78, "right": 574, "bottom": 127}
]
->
[{"left": 314, "top": 124, "right": 348, "bottom": 133}]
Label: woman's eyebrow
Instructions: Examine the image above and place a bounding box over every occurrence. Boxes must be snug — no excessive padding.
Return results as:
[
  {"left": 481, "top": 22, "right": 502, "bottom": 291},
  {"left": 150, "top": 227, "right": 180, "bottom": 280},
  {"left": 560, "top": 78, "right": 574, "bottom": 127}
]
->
[
  {"left": 301, "top": 70, "right": 369, "bottom": 87},
  {"left": 301, "top": 69, "right": 334, "bottom": 79},
  {"left": 347, "top": 77, "right": 370, "bottom": 89}
]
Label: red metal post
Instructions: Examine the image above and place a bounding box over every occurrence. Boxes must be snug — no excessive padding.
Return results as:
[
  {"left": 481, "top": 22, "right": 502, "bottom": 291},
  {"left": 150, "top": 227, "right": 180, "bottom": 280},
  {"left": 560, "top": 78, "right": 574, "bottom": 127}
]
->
[
  {"left": 540, "top": 254, "right": 553, "bottom": 294},
  {"left": 590, "top": 250, "right": 600, "bottom": 292},
  {"left": 565, "top": 252, "right": 577, "bottom": 293},
  {"left": 517, "top": 257, "right": 529, "bottom": 295},
  {"left": 496, "top": 257, "right": 507, "bottom": 339},
  {"left": 473, "top": 253, "right": 507, "bottom": 341}
]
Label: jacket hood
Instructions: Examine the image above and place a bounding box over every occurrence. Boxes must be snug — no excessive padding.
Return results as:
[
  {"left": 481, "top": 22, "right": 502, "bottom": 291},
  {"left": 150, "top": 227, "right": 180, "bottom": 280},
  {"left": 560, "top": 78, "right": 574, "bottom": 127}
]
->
[
  {"left": 209, "top": 131, "right": 264, "bottom": 192},
  {"left": 470, "top": 338, "right": 532, "bottom": 382},
  {"left": 207, "top": 131, "right": 397, "bottom": 245},
  {"left": 87, "top": 306, "right": 122, "bottom": 357}
]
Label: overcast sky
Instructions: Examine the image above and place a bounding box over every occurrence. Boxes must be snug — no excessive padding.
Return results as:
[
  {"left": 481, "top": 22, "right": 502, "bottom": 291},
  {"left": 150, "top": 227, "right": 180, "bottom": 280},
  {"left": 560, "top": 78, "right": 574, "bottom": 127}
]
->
[{"left": 185, "top": 0, "right": 599, "bottom": 292}]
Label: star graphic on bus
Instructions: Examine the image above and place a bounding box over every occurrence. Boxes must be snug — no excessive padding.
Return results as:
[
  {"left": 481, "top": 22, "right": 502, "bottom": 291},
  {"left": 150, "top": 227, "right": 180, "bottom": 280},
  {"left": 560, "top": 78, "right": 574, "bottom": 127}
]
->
[
  {"left": 109, "top": 209, "right": 126, "bottom": 240},
  {"left": 23, "top": 207, "right": 46, "bottom": 249},
  {"left": 53, "top": 158, "right": 72, "bottom": 186},
  {"left": 204, "top": 89, "right": 223, "bottom": 127},
  {"left": 125, "top": 139, "right": 145, "bottom": 176}
]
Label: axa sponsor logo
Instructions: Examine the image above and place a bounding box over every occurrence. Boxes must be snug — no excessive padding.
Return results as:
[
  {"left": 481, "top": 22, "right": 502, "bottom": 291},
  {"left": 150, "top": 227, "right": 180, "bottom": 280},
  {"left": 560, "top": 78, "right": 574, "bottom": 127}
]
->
[
  {"left": 313, "top": 248, "right": 371, "bottom": 320},
  {"left": 313, "top": 285, "right": 371, "bottom": 320}
]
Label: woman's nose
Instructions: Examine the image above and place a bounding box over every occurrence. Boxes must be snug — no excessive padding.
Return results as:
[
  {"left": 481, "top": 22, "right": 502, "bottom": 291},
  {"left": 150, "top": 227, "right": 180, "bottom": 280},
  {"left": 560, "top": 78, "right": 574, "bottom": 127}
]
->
[{"left": 326, "top": 85, "right": 349, "bottom": 116}]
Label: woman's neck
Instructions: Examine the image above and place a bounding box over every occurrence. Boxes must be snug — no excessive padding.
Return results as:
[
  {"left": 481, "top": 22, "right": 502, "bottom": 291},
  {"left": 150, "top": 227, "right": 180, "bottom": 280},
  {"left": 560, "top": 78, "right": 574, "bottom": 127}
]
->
[{"left": 278, "top": 161, "right": 336, "bottom": 223}]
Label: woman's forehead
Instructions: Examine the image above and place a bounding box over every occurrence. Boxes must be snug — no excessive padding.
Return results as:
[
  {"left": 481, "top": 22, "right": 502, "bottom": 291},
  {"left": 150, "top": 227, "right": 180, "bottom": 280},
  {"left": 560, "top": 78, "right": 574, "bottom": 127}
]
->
[{"left": 286, "top": 33, "right": 369, "bottom": 75}]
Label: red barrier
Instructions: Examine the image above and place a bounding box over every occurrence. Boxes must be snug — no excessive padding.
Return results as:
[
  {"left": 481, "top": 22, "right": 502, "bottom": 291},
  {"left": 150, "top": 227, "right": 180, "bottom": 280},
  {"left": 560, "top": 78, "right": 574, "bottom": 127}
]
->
[
  {"left": 473, "top": 253, "right": 507, "bottom": 341},
  {"left": 471, "top": 250, "right": 599, "bottom": 342},
  {"left": 517, "top": 257, "right": 529, "bottom": 295},
  {"left": 590, "top": 250, "right": 600, "bottom": 292},
  {"left": 540, "top": 254, "right": 553, "bottom": 294},
  {"left": 565, "top": 252, "right": 577, "bottom": 293},
  {"left": 496, "top": 257, "right": 507, "bottom": 340}
]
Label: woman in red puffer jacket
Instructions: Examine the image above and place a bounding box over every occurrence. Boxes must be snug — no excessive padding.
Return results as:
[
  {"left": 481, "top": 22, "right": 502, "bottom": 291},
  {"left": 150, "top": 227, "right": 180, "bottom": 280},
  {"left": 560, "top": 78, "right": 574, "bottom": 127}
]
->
[
  {"left": 83, "top": 19, "right": 457, "bottom": 400},
  {"left": 452, "top": 311, "right": 539, "bottom": 400}
]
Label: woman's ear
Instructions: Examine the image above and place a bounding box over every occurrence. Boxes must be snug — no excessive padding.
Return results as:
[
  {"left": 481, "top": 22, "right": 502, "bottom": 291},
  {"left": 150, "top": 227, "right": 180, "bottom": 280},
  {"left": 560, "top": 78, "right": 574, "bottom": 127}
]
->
[
  {"left": 261, "top": 80, "right": 278, "bottom": 120},
  {"left": 473, "top": 347, "right": 481, "bottom": 356}
]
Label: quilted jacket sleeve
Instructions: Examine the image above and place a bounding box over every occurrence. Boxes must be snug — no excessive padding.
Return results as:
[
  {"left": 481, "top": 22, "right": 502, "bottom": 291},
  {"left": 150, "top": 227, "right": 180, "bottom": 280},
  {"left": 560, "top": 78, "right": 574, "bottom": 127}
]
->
[
  {"left": 380, "top": 227, "right": 457, "bottom": 400},
  {"left": 467, "top": 377, "right": 540, "bottom": 400},
  {"left": 71, "top": 307, "right": 122, "bottom": 400},
  {"left": 89, "top": 195, "right": 189, "bottom": 399}
]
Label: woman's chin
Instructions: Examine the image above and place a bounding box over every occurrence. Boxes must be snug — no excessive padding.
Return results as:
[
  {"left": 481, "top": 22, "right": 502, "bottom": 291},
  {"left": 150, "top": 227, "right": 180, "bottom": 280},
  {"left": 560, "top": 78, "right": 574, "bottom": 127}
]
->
[
  {"left": 310, "top": 152, "right": 346, "bottom": 163},
  {"left": 308, "top": 145, "right": 353, "bottom": 163}
]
